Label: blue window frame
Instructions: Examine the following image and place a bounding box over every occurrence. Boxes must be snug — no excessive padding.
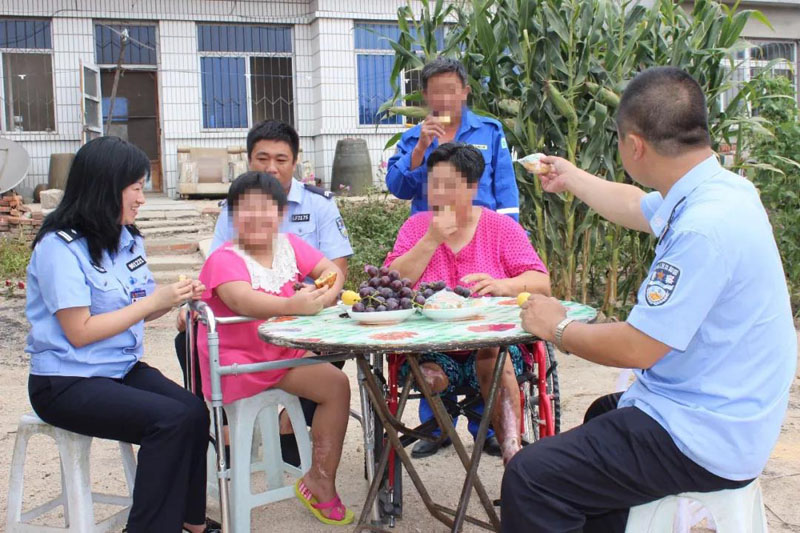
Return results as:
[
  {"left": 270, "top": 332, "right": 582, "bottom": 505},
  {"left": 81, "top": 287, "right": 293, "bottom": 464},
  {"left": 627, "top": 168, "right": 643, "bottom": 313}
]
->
[
  {"left": 198, "top": 24, "right": 294, "bottom": 129},
  {"left": 95, "top": 23, "right": 157, "bottom": 65},
  {"left": 0, "top": 18, "right": 51, "bottom": 49},
  {"left": 1, "top": 18, "right": 55, "bottom": 132},
  {"left": 355, "top": 22, "right": 444, "bottom": 125}
]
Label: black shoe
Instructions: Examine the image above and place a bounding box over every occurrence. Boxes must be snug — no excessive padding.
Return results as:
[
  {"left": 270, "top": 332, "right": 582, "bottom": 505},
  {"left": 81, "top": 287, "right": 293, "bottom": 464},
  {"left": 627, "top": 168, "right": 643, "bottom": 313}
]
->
[
  {"left": 180, "top": 517, "right": 222, "bottom": 533},
  {"left": 483, "top": 436, "right": 502, "bottom": 457},
  {"left": 411, "top": 437, "right": 451, "bottom": 458},
  {"left": 280, "top": 433, "right": 302, "bottom": 467}
]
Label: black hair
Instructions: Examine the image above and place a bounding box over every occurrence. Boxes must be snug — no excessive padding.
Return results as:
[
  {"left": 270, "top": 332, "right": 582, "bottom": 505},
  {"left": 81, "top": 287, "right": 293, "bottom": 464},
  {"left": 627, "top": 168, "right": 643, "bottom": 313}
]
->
[
  {"left": 421, "top": 57, "right": 468, "bottom": 90},
  {"left": 616, "top": 66, "right": 711, "bottom": 156},
  {"left": 246, "top": 120, "right": 299, "bottom": 161},
  {"left": 226, "top": 171, "right": 288, "bottom": 217},
  {"left": 426, "top": 142, "right": 485, "bottom": 184},
  {"left": 33, "top": 136, "right": 150, "bottom": 265}
]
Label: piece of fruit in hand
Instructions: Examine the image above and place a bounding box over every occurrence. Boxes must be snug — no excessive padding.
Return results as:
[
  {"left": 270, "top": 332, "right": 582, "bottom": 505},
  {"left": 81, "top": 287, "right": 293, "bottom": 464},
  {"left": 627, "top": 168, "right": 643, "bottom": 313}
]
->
[
  {"left": 517, "top": 292, "right": 531, "bottom": 306},
  {"left": 314, "top": 271, "right": 337, "bottom": 289},
  {"left": 519, "top": 153, "right": 551, "bottom": 175}
]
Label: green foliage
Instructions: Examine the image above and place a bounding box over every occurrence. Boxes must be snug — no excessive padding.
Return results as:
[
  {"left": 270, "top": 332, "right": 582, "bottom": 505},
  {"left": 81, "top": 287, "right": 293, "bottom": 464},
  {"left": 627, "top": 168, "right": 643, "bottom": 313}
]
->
[
  {"left": 384, "top": 0, "right": 786, "bottom": 317},
  {"left": 0, "top": 236, "right": 30, "bottom": 280},
  {"left": 747, "top": 76, "right": 800, "bottom": 315},
  {"left": 337, "top": 190, "right": 410, "bottom": 291}
]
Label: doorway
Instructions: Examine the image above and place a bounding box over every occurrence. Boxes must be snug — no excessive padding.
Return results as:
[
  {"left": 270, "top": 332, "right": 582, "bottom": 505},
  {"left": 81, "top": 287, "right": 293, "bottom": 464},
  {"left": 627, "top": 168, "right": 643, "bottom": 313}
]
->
[{"left": 101, "top": 70, "right": 162, "bottom": 191}]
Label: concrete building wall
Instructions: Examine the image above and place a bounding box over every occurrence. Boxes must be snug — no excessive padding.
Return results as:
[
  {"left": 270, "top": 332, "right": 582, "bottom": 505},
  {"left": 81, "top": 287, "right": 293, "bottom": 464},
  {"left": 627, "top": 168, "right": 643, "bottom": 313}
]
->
[{"left": 0, "top": 0, "right": 420, "bottom": 198}]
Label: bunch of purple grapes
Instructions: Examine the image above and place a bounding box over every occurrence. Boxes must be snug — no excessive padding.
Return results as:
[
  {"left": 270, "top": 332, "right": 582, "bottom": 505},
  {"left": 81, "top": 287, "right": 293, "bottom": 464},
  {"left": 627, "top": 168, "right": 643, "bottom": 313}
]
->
[
  {"left": 353, "top": 265, "right": 422, "bottom": 313},
  {"left": 351, "top": 265, "right": 474, "bottom": 313}
]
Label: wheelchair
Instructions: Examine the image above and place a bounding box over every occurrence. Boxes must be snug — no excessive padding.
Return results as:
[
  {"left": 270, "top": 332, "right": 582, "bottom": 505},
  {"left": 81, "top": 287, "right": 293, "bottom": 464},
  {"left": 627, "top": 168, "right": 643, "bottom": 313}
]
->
[{"left": 364, "top": 340, "right": 560, "bottom": 525}]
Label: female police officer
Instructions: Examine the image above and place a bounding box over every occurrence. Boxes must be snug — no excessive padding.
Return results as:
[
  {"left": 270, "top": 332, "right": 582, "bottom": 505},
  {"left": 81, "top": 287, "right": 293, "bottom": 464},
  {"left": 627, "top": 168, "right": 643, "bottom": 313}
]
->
[{"left": 25, "top": 137, "right": 216, "bottom": 533}]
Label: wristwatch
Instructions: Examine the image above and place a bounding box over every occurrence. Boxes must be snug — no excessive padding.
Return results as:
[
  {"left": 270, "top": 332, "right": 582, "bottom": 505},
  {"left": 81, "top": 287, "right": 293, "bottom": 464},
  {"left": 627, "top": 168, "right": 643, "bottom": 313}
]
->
[{"left": 554, "top": 317, "right": 575, "bottom": 353}]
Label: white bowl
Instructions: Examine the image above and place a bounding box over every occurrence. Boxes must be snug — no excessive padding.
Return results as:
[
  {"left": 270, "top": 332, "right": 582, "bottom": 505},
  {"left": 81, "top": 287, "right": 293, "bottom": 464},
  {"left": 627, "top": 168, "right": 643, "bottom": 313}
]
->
[
  {"left": 421, "top": 306, "right": 486, "bottom": 322},
  {"left": 347, "top": 307, "right": 416, "bottom": 325}
]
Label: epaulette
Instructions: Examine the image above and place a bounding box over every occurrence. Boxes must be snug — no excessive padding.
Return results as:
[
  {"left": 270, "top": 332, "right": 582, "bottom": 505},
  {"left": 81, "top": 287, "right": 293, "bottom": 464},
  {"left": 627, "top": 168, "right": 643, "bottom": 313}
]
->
[
  {"left": 218, "top": 199, "right": 227, "bottom": 207},
  {"left": 304, "top": 184, "right": 334, "bottom": 199},
  {"left": 55, "top": 229, "right": 81, "bottom": 243}
]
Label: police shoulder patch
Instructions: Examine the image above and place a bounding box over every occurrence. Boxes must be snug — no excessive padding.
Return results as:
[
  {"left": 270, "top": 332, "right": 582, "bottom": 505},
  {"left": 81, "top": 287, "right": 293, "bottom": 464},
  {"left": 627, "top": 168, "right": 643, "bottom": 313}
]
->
[
  {"left": 55, "top": 229, "right": 81, "bottom": 243},
  {"left": 335, "top": 216, "right": 349, "bottom": 239},
  {"left": 304, "top": 184, "right": 333, "bottom": 199},
  {"left": 645, "top": 261, "right": 681, "bottom": 306}
]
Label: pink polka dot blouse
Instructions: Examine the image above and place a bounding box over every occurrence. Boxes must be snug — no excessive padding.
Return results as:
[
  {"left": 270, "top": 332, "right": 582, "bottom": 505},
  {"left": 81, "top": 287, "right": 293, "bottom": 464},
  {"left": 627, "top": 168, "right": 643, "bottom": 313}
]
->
[{"left": 384, "top": 208, "right": 547, "bottom": 291}]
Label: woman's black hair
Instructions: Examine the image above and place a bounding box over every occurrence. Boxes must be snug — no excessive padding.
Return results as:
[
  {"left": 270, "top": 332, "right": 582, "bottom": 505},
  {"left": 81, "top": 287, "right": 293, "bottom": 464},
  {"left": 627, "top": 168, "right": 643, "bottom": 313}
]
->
[
  {"left": 226, "top": 171, "right": 289, "bottom": 217},
  {"left": 426, "top": 142, "right": 485, "bottom": 184},
  {"left": 32, "top": 136, "right": 150, "bottom": 265}
]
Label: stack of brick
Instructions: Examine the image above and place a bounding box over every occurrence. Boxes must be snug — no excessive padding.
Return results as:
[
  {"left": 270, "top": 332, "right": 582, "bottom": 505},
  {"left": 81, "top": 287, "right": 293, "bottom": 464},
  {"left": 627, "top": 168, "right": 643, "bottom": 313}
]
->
[{"left": 0, "top": 193, "right": 43, "bottom": 242}]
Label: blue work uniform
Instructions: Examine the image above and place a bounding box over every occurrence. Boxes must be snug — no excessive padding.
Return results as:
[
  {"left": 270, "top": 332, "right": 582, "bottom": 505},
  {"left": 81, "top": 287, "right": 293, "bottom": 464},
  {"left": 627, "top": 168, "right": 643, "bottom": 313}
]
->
[
  {"left": 210, "top": 178, "right": 354, "bottom": 259},
  {"left": 620, "top": 155, "right": 796, "bottom": 480},
  {"left": 386, "top": 107, "right": 520, "bottom": 221},
  {"left": 26, "top": 227, "right": 156, "bottom": 378}
]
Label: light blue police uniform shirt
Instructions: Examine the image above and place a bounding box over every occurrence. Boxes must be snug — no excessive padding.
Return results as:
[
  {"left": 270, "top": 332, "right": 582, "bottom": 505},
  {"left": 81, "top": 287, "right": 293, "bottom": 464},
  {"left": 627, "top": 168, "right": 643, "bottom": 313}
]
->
[
  {"left": 25, "top": 226, "right": 157, "bottom": 379},
  {"left": 619, "top": 155, "right": 796, "bottom": 480},
  {"left": 385, "top": 107, "right": 520, "bottom": 221},
  {"left": 210, "top": 178, "right": 354, "bottom": 258}
]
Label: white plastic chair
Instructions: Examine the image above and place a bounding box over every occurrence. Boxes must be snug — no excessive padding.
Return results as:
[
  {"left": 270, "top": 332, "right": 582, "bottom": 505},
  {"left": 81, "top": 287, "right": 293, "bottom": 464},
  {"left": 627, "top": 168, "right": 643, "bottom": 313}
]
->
[
  {"left": 626, "top": 479, "right": 767, "bottom": 533},
  {"left": 206, "top": 388, "right": 312, "bottom": 533},
  {"left": 6, "top": 413, "right": 136, "bottom": 532}
]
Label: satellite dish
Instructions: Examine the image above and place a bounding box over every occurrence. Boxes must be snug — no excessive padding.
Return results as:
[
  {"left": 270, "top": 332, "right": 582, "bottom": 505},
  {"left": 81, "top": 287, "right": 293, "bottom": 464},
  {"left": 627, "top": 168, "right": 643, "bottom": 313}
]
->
[{"left": 0, "top": 138, "right": 30, "bottom": 194}]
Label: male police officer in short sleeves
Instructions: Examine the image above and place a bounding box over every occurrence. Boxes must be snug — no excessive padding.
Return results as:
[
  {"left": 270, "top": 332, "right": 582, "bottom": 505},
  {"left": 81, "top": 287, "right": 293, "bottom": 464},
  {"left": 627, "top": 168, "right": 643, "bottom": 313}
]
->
[
  {"left": 386, "top": 57, "right": 519, "bottom": 458},
  {"left": 505, "top": 67, "right": 796, "bottom": 532}
]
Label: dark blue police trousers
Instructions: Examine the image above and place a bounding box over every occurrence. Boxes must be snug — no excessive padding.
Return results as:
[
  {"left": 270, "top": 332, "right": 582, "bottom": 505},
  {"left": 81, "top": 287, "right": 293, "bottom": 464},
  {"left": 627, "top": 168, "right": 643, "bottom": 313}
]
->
[
  {"left": 501, "top": 392, "right": 753, "bottom": 532},
  {"left": 29, "top": 362, "right": 208, "bottom": 533}
]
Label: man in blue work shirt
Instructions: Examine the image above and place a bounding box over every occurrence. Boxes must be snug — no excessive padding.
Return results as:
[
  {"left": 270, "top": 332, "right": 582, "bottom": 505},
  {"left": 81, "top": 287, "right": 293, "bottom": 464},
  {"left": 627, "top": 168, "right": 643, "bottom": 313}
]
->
[
  {"left": 386, "top": 57, "right": 519, "bottom": 220},
  {"left": 503, "top": 67, "right": 797, "bottom": 532},
  {"left": 177, "top": 120, "right": 353, "bottom": 465},
  {"left": 387, "top": 57, "right": 520, "bottom": 458}
]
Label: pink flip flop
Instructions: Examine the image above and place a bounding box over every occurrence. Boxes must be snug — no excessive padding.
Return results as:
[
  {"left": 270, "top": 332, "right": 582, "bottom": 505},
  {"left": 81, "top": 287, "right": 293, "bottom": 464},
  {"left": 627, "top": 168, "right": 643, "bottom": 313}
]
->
[{"left": 294, "top": 479, "right": 354, "bottom": 525}]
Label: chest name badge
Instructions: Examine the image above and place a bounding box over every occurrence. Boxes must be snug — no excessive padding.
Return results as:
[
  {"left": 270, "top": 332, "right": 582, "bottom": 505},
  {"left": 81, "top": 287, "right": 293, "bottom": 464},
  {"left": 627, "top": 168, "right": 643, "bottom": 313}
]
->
[
  {"left": 472, "top": 144, "right": 488, "bottom": 150},
  {"left": 131, "top": 288, "right": 147, "bottom": 303},
  {"left": 292, "top": 214, "right": 311, "bottom": 222},
  {"left": 645, "top": 261, "right": 681, "bottom": 306},
  {"left": 126, "top": 256, "right": 146, "bottom": 272}
]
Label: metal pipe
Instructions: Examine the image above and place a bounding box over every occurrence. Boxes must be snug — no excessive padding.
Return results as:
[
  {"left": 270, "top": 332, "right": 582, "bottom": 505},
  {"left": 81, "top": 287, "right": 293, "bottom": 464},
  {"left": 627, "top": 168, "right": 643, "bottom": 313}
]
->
[
  {"left": 357, "top": 356, "right": 382, "bottom": 525},
  {"left": 187, "top": 301, "right": 231, "bottom": 533},
  {"left": 452, "top": 348, "right": 508, "bottom": 532}
]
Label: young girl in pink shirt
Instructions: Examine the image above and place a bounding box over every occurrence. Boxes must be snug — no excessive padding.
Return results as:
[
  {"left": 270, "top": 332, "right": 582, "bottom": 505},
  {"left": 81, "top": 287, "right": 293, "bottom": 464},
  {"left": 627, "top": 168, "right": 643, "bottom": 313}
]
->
[{"left": 197, "top": 171, "right": 354, "bottom": 525}]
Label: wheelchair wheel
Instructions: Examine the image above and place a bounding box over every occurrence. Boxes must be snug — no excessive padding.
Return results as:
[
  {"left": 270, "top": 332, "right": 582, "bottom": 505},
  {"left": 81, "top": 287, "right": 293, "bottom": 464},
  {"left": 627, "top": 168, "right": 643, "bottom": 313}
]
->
[{"left": 521, "top": 341, "right": 561, "bottom": 443}]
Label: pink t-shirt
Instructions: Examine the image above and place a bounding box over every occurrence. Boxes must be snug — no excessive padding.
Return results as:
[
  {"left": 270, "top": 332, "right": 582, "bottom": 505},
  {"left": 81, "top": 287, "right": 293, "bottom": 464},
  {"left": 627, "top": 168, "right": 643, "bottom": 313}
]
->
[
  {"left": 384, "top": 208, "right": 547, "bottom": 291},
  {"left": 197, "top": 234, "right": 323, "bottom": 404}
]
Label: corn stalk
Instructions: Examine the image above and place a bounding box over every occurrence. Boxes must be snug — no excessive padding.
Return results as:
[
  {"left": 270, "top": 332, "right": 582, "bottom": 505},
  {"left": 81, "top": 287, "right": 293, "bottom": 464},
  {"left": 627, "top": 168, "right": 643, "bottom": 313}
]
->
[{"left": 385, "top": 0, "right": 772, "bottom": 317}]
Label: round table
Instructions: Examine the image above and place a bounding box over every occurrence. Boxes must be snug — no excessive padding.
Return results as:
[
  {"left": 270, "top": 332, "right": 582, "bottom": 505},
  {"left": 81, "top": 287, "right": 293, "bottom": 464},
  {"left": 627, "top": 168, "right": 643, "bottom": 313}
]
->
[{"left": 257, "top": 297, "right": 596, "bottom": 532}]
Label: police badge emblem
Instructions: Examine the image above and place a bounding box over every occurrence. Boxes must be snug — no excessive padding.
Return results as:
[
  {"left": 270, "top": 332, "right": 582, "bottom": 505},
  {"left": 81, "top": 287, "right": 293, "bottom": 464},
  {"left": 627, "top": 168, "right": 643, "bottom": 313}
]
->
[{"left": 645, "top": 261, "right": 680, "bottom": 306}]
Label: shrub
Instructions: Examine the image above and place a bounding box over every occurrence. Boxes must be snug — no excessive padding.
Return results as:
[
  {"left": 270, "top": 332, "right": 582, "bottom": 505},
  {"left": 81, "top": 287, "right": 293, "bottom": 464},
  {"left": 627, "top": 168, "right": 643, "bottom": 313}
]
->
[
  {"left": 0, "top": 236, "right": 31, "bottom": 280},
  {"left": 747, "top": 75, "right": 800, "bottom": 315},
  {"left": 337, "top": 190, "right": 410, "bottom": 291}
]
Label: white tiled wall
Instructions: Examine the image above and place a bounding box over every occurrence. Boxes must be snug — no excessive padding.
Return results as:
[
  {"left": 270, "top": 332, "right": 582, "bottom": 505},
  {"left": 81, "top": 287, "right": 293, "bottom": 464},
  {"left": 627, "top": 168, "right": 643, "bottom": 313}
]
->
[{"left": 0, "top": 0, "right": 422, "bottom": 198}]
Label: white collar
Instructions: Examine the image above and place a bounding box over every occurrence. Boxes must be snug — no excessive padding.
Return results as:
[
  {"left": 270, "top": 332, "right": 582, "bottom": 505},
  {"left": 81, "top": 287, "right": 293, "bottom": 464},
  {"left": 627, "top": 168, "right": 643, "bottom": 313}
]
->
[{"left": 229, "top": 235, "right": 299, "bottom": 293}]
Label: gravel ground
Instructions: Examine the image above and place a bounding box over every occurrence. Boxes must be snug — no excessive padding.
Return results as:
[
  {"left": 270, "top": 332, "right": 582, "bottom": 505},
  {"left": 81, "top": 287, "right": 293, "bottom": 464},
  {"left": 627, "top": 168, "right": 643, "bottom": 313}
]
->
[{"left": 0, "top": 295, "right": 797, "bottom": 532}]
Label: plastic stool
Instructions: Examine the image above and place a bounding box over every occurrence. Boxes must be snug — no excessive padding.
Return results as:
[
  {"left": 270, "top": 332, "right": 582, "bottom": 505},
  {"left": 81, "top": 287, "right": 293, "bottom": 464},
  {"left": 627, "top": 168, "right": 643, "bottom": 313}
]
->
[
  {"left": 6, "top": 413, "right": 136, "bottom": 532},
  {"left": 625, "top": 479, "right": 768, "bottom": 533},
  {"left": 207, "top": 388, "right": 312, "bottom": 533}
]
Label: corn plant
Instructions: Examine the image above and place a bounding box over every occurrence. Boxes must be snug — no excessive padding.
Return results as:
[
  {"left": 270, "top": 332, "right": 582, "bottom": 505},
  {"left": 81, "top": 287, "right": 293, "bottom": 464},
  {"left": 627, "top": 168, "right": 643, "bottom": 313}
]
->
[{"left": 384, "top": 0, "right": 775, "bottom": 317}]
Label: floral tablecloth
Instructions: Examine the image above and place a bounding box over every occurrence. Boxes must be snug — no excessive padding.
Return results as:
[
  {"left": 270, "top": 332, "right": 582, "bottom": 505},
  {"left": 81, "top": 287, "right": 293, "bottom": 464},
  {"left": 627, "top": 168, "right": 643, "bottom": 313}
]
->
[{"left": 258, "top": 297, "right": 596, "bottom": 354}]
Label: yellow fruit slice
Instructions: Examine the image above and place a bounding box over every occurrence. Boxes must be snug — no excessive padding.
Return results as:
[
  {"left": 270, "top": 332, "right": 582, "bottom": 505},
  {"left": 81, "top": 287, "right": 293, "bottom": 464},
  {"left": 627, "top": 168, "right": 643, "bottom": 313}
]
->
[
  {"left": 341, "top": 290, "right": 361, "bottom": 306},
  {"left": 178, "top": 274, "right": 187, "bottom": 282},
  {"left": 517, "top": 292, "right": 531, "bottom": 306}
]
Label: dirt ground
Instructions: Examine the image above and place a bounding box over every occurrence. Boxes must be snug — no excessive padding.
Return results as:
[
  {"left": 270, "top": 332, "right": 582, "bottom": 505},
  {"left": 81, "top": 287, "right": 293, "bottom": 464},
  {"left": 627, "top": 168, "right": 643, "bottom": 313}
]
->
[{"left": 0, "top": 294, "right": 798, "bottom": 532}]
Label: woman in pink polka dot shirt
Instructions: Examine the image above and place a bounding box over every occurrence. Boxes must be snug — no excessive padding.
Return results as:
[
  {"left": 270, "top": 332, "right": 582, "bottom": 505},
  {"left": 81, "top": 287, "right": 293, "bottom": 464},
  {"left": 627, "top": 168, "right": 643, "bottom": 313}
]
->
[{"left": 385, "top": 143, "right": 551, "bottom": 464}]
